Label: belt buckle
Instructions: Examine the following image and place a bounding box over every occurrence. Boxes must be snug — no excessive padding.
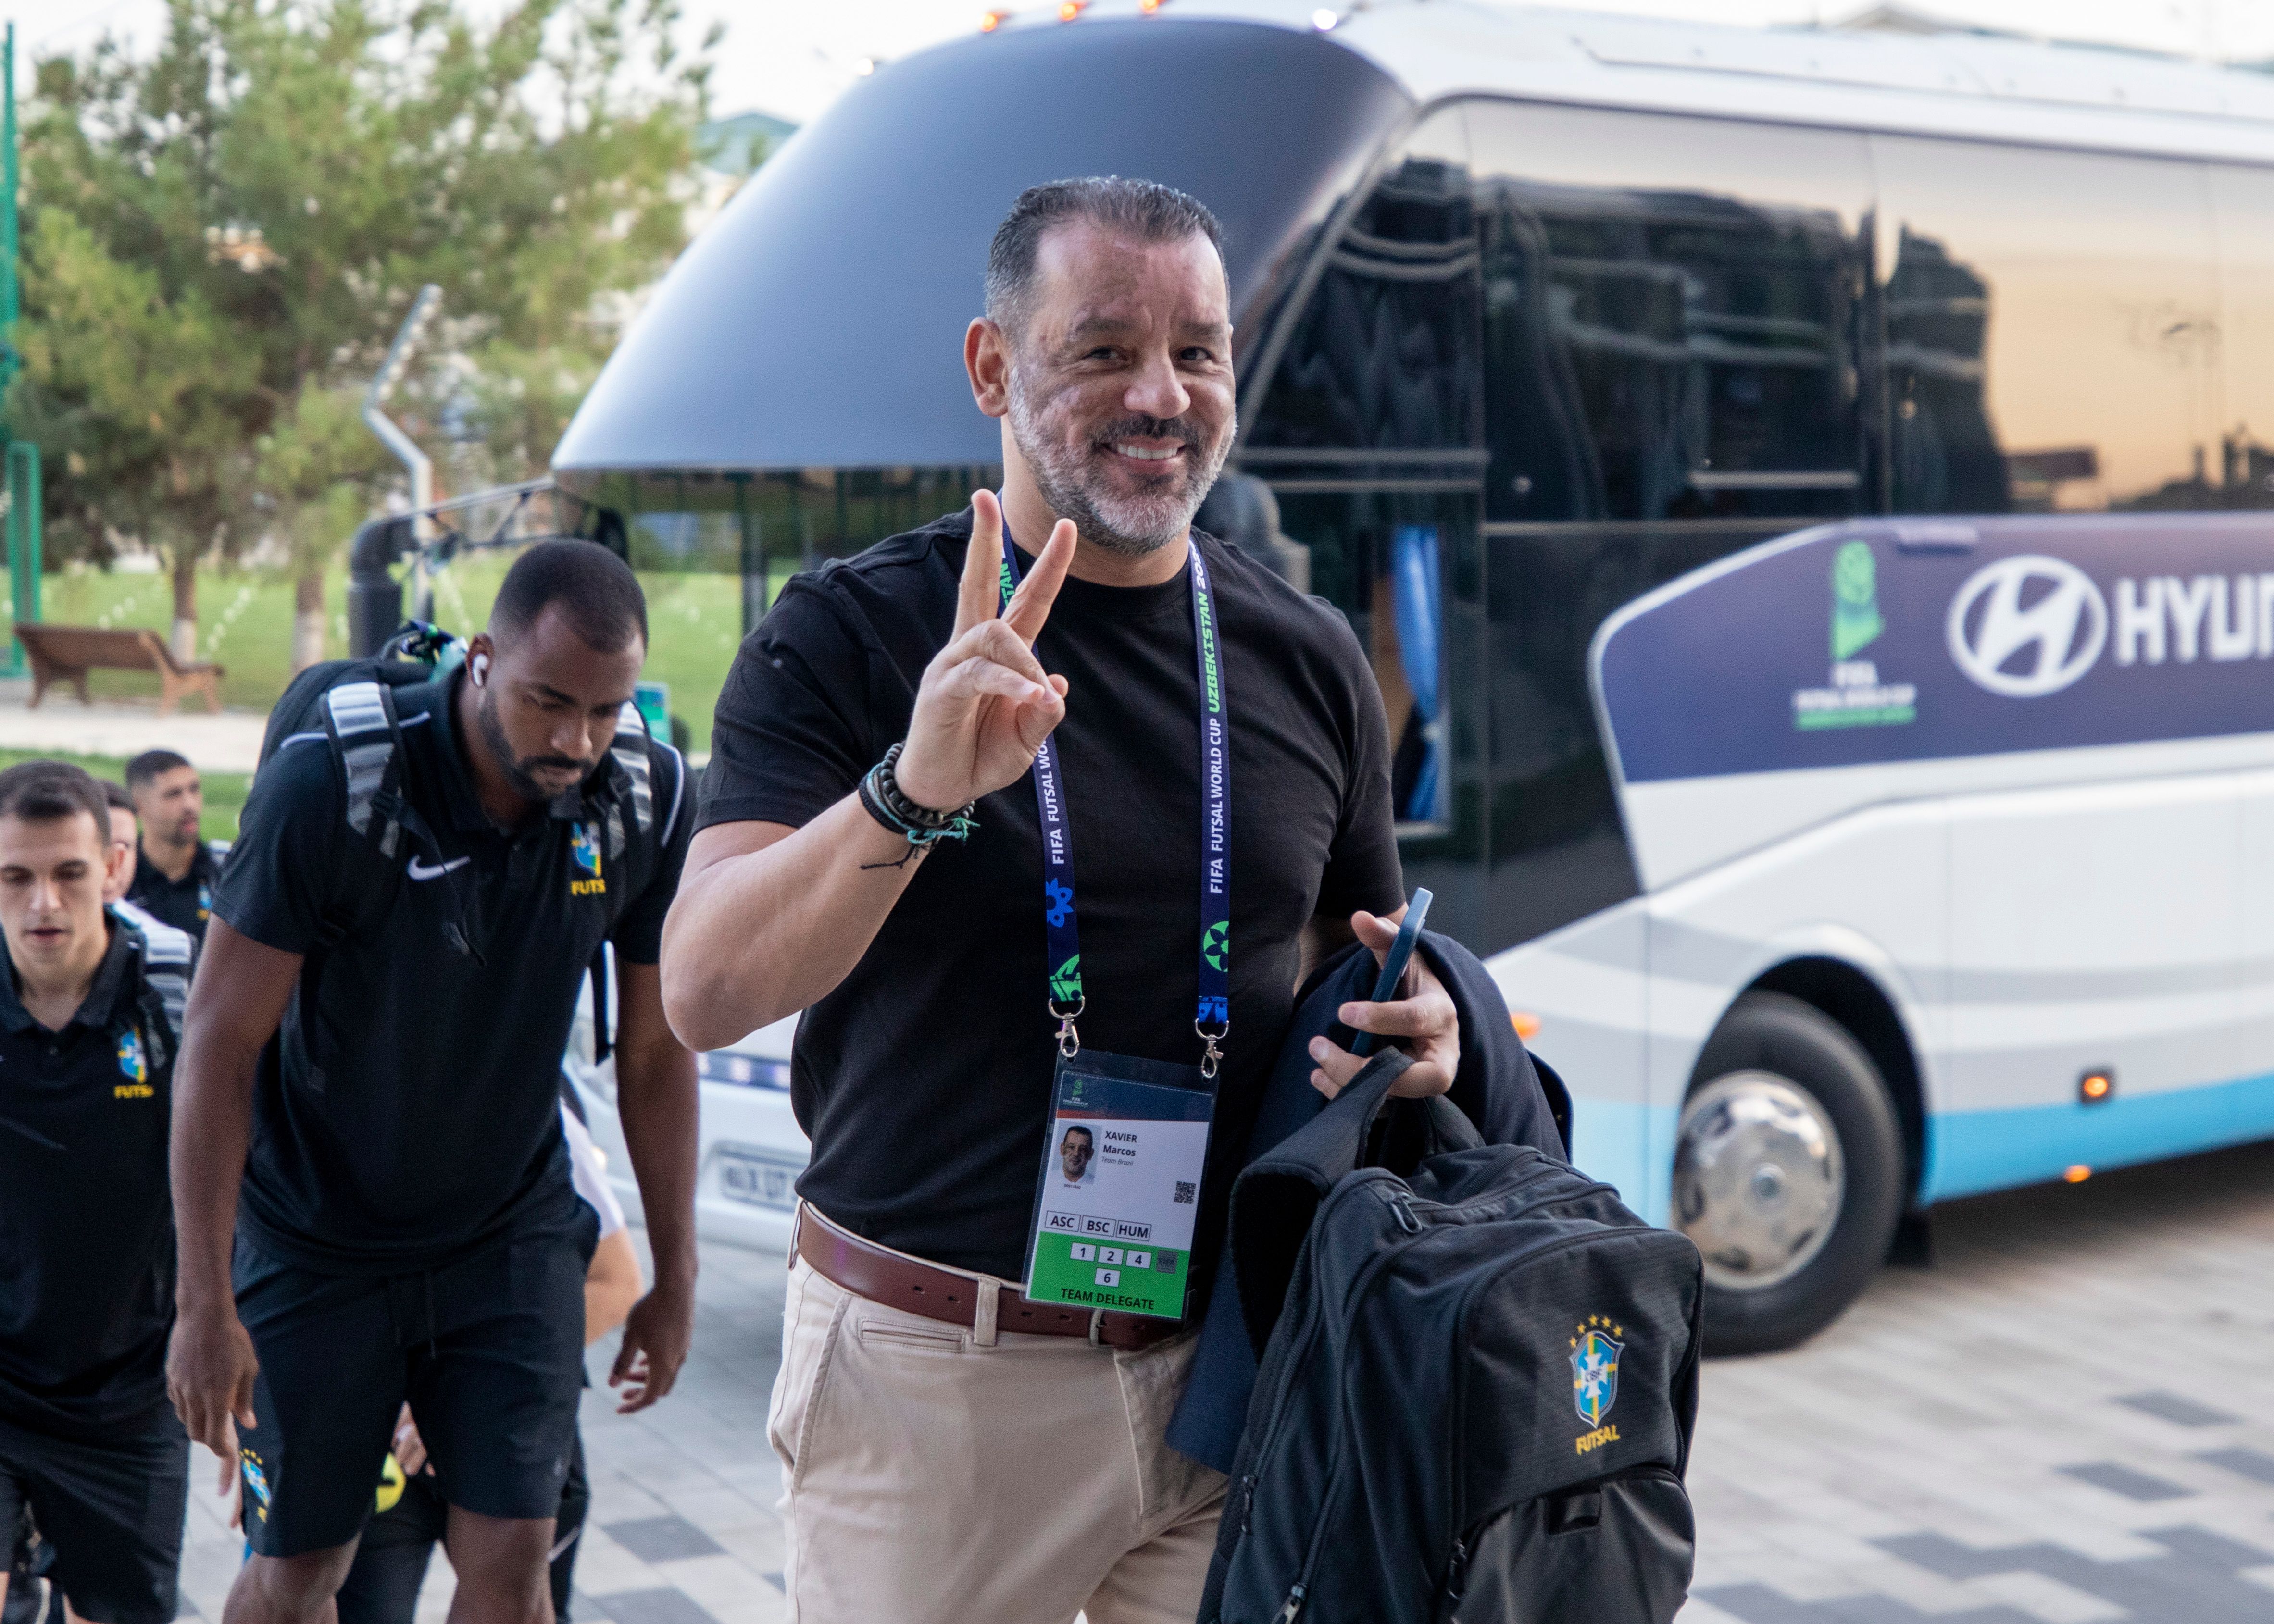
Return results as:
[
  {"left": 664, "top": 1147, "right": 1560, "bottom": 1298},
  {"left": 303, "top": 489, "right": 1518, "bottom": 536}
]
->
[{"left": 1088, "top": 1308, "right": 1107, "bottom": 1348}]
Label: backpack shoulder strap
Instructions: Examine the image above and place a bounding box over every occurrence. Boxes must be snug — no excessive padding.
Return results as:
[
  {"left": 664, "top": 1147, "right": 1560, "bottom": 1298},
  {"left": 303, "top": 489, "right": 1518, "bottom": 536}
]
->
[
  {"left": 609, "top": 701, "right": 655, "bottom": 840},
  {"left": 111, "top": 903, "right": 192, "bottom": 1043},
  {"left": 597, "top": 700, "right": 675, "bottom": 881},
  {"left": 133, "top": 978, "right": 176, "bottom": 1077},
  {"left": 321, "top": 680, "right": 409, "bottom": 857}
]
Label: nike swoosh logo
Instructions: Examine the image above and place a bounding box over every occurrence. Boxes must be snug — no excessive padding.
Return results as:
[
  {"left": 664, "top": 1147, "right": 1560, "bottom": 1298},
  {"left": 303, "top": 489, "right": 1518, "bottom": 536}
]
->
[{"left": 406, "top": 856, "right": 471, "bottom": 882}]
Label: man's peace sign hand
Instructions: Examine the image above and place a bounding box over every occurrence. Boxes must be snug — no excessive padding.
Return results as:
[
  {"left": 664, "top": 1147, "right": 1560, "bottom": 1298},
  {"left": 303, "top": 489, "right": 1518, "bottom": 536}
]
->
[{"left": 893, "top": 490, "right": 1075, "bottom": 813}]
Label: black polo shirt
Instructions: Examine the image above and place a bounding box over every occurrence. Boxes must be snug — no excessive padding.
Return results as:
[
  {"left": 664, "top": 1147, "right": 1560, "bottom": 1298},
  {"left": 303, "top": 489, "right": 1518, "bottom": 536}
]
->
[
  {"left": 125, "top": 836, "right": 221, "bottom": 943},
  {"left": 0, "top": 917, "right": 177, "bottom": 1443},
  {"left": 698, "top": 510, "right": 1404, "bottom": 1284},
  {"left": 214, "top": 671, "right": 690, "bottom": 1276}
]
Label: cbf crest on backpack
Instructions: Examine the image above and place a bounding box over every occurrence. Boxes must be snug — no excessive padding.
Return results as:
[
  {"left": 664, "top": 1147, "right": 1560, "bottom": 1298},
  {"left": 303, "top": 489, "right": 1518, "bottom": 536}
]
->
[{"left": 1198, "top": 1050, "right": 1703, "bottom": 1624}]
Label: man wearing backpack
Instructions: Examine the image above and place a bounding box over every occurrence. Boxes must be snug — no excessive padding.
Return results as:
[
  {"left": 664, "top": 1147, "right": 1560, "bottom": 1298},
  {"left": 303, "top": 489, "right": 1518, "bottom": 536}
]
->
[
  {"left": 660, "top": 178, "right": 1461, "bottom": 1624},
  {"left": 165, "top": 542, "right": 699, "bottom": 1621}
]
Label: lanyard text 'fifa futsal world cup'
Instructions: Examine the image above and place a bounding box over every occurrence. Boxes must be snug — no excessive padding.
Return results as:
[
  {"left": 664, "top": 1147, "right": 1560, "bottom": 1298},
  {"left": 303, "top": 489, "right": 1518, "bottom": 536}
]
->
[{"left": 1000, "top": 520, "right": 1229, "bottom": 1322}]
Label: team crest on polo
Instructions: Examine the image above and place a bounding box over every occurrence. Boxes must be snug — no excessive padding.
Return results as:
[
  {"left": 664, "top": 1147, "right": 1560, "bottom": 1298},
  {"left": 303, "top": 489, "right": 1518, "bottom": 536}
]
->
[
  {"left": 1571, "top": 1315, "right": 1624, "bottom": 1430},
  {"left": 113, "top": 1027, "right": 152, "bottom": 1098},
  {"left": 570, "top": 824, "right": 605, "bottom": 896}
]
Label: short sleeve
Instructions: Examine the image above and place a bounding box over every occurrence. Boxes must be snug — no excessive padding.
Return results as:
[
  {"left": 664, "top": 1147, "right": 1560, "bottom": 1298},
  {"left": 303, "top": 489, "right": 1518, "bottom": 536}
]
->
[
  {"left": 1314, "top": 610, "right": 1406, "bottom": 920},
  {"left": 696, "top": 580, "right": 876, "bottom": 834},
  {"left": 211, "top": 735, "right": 344, "bottom": 955},
  {"left": 609, "top": 741, "right": 694, "bottom": 966}
]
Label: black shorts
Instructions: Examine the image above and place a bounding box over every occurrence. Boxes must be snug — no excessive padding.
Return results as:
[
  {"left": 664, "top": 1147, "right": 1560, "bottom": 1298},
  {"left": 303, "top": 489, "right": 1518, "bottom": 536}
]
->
[
  {"left": 231, "top": 1210, "right": 597, "bottom": 1559},
  {"left": 336, "top": 1434, "right": 590, "bottom": 1624},
  {"left": 0, "top": 1407, "right": 188, "bottom": 1624}
]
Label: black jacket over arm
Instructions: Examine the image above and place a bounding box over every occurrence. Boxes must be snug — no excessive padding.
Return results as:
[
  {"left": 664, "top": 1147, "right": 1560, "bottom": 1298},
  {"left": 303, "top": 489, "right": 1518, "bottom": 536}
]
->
[{"left": 1165, "top": 930, "right": 1570, "bottom": 1472}]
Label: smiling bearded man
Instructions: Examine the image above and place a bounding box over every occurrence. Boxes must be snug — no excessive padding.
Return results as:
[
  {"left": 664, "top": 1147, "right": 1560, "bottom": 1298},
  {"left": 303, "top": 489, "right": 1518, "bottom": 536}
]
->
[{"left": 662, "top": 176, "right": 1459, "bottom": 1624}]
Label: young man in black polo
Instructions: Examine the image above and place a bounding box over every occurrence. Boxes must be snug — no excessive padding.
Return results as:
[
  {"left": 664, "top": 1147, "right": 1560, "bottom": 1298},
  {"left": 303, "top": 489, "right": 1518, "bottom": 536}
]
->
[
  {"left": 0, "top": 760, "right": 190, "bottom": 1624},
  {"left": 124, "top": 750, "right": 221, "bottom": 944},
  {"left": 165, "top": 542, "right": 700, "bottom": 1622},
  {"left": 660, "top": 179, "right": 1462, "bottom": 1622}
]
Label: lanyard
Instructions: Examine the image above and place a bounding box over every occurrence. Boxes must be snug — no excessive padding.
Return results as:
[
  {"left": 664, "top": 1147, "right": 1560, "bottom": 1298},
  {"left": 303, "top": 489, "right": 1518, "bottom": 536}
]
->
[{"left": 1000, "top": 525, "right": 1232, "bottom": 1078}]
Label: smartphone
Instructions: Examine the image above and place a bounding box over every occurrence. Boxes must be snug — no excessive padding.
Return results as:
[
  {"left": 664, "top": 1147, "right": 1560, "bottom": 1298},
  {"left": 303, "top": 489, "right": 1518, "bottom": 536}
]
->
[{"left": 1349, "top": 887, "right": 1432, "bottom": 1058}]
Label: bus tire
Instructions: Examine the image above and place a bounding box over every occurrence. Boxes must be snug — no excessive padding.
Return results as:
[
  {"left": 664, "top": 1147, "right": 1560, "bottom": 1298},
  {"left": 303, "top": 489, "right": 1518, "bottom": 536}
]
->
[{"left": 1675, "top": 991, "right": 1905, "bottom": 1356}]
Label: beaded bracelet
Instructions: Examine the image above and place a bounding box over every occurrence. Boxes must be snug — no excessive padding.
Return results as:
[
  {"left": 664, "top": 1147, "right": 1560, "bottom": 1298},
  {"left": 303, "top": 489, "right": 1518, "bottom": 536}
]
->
[{"left": 858, "top": 743, "right": 976, "bottom": 855}]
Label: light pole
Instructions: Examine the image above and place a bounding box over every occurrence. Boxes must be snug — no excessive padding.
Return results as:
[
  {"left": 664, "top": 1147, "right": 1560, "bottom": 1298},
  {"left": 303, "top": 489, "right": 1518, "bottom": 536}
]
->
[{"left": 363, "top": 282, "right": 442, "bottom": 619}]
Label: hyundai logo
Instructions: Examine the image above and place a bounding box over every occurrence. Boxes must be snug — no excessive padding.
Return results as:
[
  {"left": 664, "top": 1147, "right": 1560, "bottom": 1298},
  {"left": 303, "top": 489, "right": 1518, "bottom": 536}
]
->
[{"left": 1946, "top": 555, "right": 2108, "bottom": 697}]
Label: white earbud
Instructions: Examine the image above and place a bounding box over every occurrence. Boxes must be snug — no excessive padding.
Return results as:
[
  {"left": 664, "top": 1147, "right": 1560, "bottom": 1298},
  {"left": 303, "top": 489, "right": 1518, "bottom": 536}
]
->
[{"left": 472, "top": 655, "right": 490, "bottom": 686}]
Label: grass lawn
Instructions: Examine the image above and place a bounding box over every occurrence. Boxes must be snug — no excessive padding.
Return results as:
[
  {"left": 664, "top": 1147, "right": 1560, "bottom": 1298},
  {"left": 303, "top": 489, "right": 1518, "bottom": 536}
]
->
[
  {"left": 24, "top": 555, "right": 746, "bottom": 754},
  {"left": 0, "top": 747, "right": 250, "bottom": 840}
]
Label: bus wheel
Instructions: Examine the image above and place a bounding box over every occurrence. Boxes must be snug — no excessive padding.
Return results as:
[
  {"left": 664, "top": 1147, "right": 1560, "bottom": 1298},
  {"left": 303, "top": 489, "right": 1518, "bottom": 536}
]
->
[{"left": 1674, "top": 992, "right": 1905, "bottom": 1355}]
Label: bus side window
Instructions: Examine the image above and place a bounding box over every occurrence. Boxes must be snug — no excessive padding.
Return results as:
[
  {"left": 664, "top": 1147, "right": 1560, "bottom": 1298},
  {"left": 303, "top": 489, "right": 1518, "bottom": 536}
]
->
[
  {"left": 1244, "top": 121, "right": 1482, "bottom": 455},
  {"left": 1464, "top": 103, "right": 1872, "bottom": 525},
  {"left": 2208, "top": 163, "right": 2274, "bottom": 509},
  {"left": 1872, "top": 136, "right": 2219, "bottom": 514}
]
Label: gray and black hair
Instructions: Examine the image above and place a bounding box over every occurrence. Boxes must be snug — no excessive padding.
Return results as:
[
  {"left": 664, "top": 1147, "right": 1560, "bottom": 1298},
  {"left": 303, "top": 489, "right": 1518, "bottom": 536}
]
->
[
  {"left": 490, "top": 539, "right": 648, "bottom": 654},
  {"left": 985, "top": 176, "right": 1225, "bottom": 334}
]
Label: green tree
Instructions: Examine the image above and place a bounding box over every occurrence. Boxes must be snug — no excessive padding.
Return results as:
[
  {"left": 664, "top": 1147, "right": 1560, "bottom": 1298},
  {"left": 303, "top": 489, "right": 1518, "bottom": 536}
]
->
[{"left": 16, "top": 0, "right": 712, "bottom": 666}]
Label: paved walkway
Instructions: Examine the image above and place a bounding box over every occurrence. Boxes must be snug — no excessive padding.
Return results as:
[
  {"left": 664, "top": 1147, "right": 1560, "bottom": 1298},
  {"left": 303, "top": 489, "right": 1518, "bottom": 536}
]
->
[
  {"left": 0, "top": 681, "right": 268, "bottom": 771},
  {"left": 1685, "top": 1138, "right": 2274, "bottom": 1624},
  {"left": 165, "top": 1140, "right": 2274, "bottom": 1621}
]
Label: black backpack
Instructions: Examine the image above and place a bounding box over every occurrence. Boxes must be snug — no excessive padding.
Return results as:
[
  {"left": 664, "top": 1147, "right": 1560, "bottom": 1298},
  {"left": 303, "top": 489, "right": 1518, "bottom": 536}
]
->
[
  {"left": 258, "top": 623, "right": 668, "bottom": 984},
  {"left": 1198, "top": 1050, "right": 1704, "bottom": 1624}
]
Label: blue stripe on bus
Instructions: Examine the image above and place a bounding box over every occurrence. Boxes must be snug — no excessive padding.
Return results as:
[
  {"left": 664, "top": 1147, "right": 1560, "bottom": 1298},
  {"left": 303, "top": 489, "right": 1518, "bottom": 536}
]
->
[
  {"left": 1569, "top": 1101, "right": 1678, "bottom": 1229},
  {"left": 1923, "top": 1073, "right": 2274, "bottom": 1204}
]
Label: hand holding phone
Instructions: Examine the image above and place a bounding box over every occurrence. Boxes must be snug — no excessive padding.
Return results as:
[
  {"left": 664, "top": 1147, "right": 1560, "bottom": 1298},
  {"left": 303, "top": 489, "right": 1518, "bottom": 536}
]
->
[{"left": 1349, "top": 888, "right": 1432, "bottom": 1058}]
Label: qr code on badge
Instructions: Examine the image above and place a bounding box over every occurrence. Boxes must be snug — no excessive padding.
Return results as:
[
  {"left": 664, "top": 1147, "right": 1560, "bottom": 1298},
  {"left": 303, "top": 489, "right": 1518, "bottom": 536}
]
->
[{"left": 1174, "top": 1181, "right": 1196, "bottom": 1205}]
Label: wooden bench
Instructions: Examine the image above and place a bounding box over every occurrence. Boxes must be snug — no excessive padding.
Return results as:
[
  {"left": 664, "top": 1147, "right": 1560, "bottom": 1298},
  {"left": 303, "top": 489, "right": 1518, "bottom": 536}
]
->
[{"left": 14, "top": 624, "right": 225, "bottom": 716}]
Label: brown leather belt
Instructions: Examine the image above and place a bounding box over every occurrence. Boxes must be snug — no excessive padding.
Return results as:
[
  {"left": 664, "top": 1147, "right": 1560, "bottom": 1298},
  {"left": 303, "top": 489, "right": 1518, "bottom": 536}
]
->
[{"left": 794, "top": 1203, "right": 1185, "bottom": 1351}]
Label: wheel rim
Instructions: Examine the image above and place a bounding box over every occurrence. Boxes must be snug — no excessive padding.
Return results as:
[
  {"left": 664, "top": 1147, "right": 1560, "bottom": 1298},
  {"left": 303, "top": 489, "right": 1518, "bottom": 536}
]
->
[{"left": 1674, "top": 1070, "right": 1845, "bottom": 1292}]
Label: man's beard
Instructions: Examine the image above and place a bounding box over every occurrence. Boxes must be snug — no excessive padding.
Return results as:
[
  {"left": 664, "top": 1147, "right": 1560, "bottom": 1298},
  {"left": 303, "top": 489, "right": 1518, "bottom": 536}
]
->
[
  {"left": 476, "top": 685, "right": 593, "bottom": 804},
  {"left": 1008, "top": 379, "right": 1233, "bottom": 558}
]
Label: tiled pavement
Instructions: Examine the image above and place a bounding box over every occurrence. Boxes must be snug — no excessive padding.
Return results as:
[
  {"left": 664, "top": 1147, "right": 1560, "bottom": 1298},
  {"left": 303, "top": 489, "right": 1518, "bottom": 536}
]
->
[
  {"left": 165, "top": 1138, "right": 2274, "bottom": 1621},
  {"left": 1684, "top": 1138, "right": 2274, "bottom": 1624}
]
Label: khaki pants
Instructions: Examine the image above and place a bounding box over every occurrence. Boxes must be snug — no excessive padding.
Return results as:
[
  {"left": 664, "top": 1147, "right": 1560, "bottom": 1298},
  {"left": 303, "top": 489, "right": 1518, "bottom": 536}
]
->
[{"left": 769, "top": 1252, "right": 1228, "bottom": 1624}]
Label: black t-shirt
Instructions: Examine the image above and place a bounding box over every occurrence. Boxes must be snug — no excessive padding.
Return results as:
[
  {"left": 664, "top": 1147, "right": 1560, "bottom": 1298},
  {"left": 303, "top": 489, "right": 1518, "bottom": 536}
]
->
[
  {"left": 0, "top": 917, "right": 178, "bottom": 1442},
  {"left": 699, "top": 509, "right": 1403, "bottom": 1283},
  {"left": 125, "top": 837, "right": 221, "bottom": 943},
  {"left": 215, "top": 672, "right": 691, "bottom": 1276}
]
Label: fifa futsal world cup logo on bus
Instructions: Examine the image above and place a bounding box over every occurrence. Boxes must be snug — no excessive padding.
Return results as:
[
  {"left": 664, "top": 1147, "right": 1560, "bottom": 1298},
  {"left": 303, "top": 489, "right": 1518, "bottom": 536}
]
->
[
  {"left": 1792, "top": 540, "right": 1918, "bottom": 731},
  {"left": 1572, "top": 1316, "right": 1624, "bottom": 1454}
]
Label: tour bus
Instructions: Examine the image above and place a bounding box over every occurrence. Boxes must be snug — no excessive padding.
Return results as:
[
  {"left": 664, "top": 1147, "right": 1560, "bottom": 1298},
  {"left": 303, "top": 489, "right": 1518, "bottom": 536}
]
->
[{"left": 549, "top": 0, "right": 2274, "bottom": 1349}]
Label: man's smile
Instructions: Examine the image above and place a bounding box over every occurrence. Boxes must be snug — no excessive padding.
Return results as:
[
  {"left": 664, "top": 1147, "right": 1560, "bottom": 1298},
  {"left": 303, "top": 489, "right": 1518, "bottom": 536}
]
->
[{"left": 1108, "top": 439, "right": 1185, "bottom": 464}]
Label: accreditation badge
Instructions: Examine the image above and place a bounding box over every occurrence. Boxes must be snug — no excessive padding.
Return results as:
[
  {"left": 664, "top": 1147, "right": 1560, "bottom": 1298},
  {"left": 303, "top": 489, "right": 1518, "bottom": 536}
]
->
[{"left": 1023, "top": 1049, "right": 1217, "bottom": 1322}]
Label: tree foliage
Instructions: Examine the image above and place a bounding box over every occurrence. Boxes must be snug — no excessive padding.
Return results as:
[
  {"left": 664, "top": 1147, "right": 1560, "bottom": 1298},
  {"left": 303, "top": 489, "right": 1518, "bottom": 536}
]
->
[{"left": 13, "top": 0, "right": 711, "bottom": 645}]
